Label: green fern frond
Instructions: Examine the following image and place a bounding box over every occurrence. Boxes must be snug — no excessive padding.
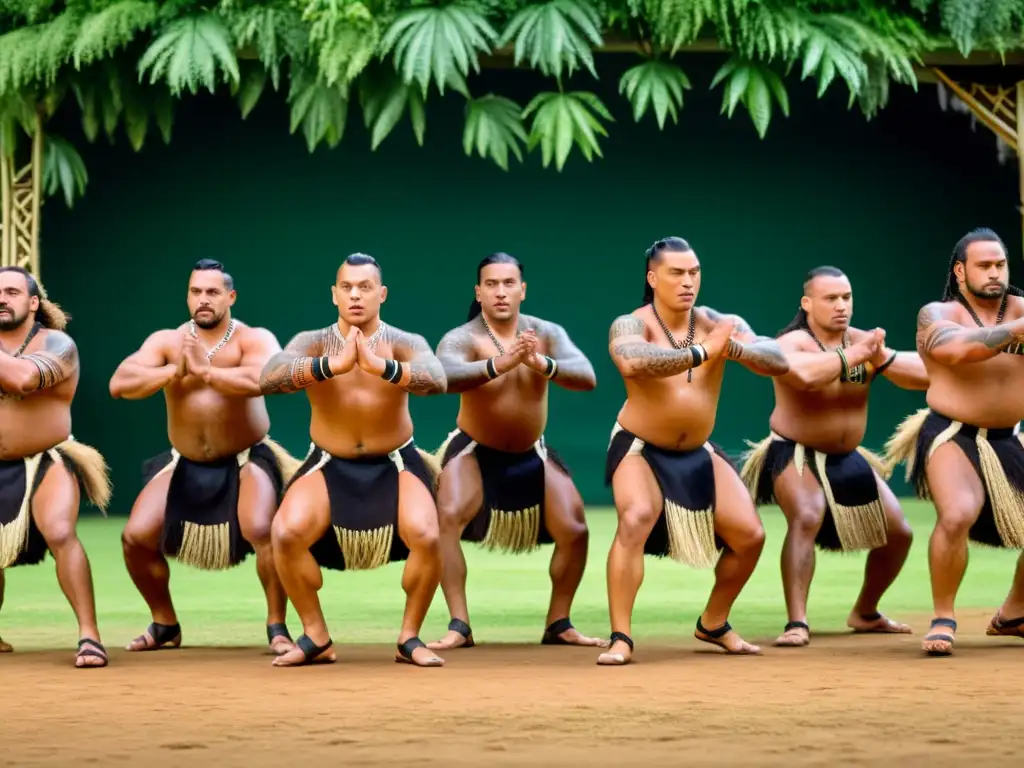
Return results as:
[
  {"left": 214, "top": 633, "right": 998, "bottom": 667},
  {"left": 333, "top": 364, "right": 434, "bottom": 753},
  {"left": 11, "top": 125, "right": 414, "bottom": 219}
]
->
[
  {"left": 288, "top": 65, "right": 349, "bottom": 152},
  {"left": 0, "top": 12, "right": 80, "bottom": 96},
  {"left": 357, "top": 63, "right": 426, "bottom": 150},
  {"left": 522, "top": 90, "right": 613, "bottom": 170},
  {"left": 0, "top": 91, "right": 35, "bottom": 159},
  {"left": 379, "top": 4, "right": 498, "bottom": 97},
  {"left": 42, "top": 133, "right": 88, "bottom": 209},
  {"left": 463, "top": 94, "right": 526, "bottom": 171},
  {"left": 72, "top": 1, "right": 159, "bottom": 69},
  {"left": 710, "top": 56, "right": 789, "bottom": 138},
  {"left": 618, "top": 59, "right": 690, "bottom": 128},
  {"left": 235, "top": 62, "right": 269, "bottom": 118},
  {"left": 302, "top": 0, "right": 380, "bottom": 88},
  {"left": 138, "top": 14, "right": 240, "bottom": 96},
  {"left": 498, "top": 0, "right": 604, "bottom": 79},
  {"left": 230, "top": 4, "right": 307, "bottom": 89},
  {"left": 643, "top": 0, "right": 753, "bottom": 55}
]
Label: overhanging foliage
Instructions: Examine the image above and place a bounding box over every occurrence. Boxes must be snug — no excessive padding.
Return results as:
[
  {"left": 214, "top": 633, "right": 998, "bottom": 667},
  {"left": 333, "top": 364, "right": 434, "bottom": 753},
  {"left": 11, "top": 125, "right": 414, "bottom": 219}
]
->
[{"left": 0, "top": 0, "right": 1022, "bottom": 206}]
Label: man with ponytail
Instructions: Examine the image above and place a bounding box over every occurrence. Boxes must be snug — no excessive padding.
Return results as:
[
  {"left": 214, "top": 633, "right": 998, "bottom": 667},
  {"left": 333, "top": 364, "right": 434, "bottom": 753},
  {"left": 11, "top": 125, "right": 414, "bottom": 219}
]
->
[
  {"left": 0, "top": 266, "right": 111, "bottom": 668},
  {"left": 110, "top": 259, "right": 301, "bottom": 659},
  {"left": 884, "top": 227, "right": 1024, "bottom": 657},
  {"left": 427, "top": 252, "right": 604, "bottom": 651},
  {"left": 599, "top": 237, "right": 790, "bottom": 666},
  {"left": 738, "top": 266, "right": 927, "bottom": 650}
]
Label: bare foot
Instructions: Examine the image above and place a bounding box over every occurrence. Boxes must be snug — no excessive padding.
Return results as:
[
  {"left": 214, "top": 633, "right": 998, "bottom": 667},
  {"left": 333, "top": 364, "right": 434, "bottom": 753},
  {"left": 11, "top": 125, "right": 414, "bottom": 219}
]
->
[
  {"left": 542, "top": 618, "right": 609, "bottom": 647},
  {"left": 921, "top": 617, "right": 957, "bottom": 656},
  {"left": 426, "top": 618, "right": 474, "bottom": 650},
  {"left": 269, "top": 634, "right": 295, "bottom": 656},
  {"left": 126, "top": 621, "right": 181, "bottom": 651},
  {"left": 0, "top": 636, "right": 12, "bottom": 653},
  {"left": 848, "top": 611, "right": 912, "bottom": 634},
  {"left": 596, "top": 632, "right": 633, "bottom": 665},
  {"left": 272, "top": 634, "right": 336, "bottom": 667},
  {"left": 695, "top": 618, "right": 762, "bottom": 655},
  {"left": 396, "top": 637, "right": 444, "bottom": 667},
  {"left": 75, "top": 638, "right": 108, "bottom": 668},
  {"left": 774, "top": 621, "right": 810, "bottom": 647}
]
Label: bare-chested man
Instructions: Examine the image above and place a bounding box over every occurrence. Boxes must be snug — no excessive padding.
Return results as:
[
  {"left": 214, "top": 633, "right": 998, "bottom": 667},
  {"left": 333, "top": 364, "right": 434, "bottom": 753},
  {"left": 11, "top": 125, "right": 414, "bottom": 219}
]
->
[
  {"left": 426, "top": 252, "right": 605, "bottom": 651},
  {"left": 0, "top": 267, "right": 111, "bottom": 667},
  {"left": 258, "top": 253, "right": 448, "bottom": 668},
  {"left": 598, "top": 237, "right": 790, "bottom": 666},
  {"left": 109, "top": 259, "right": 301, "bottom": 656},
  {"left": 738, "top": 266, "right": 928, "bottom": 648},
  {"left": 884, "top": 228, "right": 1024, "bottom": 656}
]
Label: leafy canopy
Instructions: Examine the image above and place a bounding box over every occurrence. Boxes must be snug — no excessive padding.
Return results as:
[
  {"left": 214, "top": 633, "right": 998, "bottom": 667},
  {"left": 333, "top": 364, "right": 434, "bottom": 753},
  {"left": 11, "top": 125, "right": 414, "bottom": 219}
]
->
[{"left": 0, "top": 0, "right": 1021, "bottom": 206}]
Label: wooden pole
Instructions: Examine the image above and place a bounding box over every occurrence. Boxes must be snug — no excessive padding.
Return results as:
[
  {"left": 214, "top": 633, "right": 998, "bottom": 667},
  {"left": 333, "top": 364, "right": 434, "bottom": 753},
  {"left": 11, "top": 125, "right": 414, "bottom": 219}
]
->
[
  {"left": 1018, "top": 81, "right": 1024, "bottom": 260},
  {"left": 30, "top": 110, "right": 42, "bottom": 279}
]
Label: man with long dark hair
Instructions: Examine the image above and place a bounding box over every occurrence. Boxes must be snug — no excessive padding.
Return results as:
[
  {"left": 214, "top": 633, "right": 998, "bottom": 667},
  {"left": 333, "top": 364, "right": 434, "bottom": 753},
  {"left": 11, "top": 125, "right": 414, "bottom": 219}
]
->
[
  {"left": 110, "top": 259, "right": 301, "bottom": 658},
  {"left": 426, "top": 252, "right": 604, "bottom": 650},
  {"left": 258, "top": 253, "right": 449, "bottom": 668},
  {"left": 885, "top": 227, "right": 1024, "bottom": 657},
  {"left": 739, "top": 266, "right": 927, "bottom": 649},
  {"left": 0, "top": 266, "right": 111, "bottom": 667},
  {"left": 600, "top": 237, "right": 789, "bottom": 666}
]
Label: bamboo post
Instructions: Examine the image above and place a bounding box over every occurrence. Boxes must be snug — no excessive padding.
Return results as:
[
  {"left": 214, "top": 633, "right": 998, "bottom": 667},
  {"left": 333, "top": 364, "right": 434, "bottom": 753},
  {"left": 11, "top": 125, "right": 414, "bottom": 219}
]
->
[
  {"left": 0, "top": 151, "right": 10, "bottom": 268},
  {"left": 1018, "top": 81, "right": 1024, "bottom": 260},
  {"left": 30, "top": 110, "right": 42, "bottom": 279}
]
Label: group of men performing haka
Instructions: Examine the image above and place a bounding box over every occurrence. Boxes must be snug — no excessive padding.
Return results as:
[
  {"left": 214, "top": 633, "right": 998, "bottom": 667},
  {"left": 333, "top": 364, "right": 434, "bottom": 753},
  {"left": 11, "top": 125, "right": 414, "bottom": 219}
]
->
[{"left": 4, "top": 226, "right": 1024, "bottom": 669}]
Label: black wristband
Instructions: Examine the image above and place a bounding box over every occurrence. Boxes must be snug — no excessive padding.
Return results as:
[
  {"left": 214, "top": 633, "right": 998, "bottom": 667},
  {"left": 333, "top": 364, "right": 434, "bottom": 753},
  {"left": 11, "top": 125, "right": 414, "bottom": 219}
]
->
[
  {"left": 486, "top": 357, "right": 498, "bottom": 380},
  {"left": 311, "top": 356, "right": 325, "bottom": 381},
  {"left": 874, "top": 350, "right": 898, "bottom": 376},
  {"left": 837, "top": 348, "right": 850, "bottom": 381},
  {"left": 542, "top": 355, "right": 558, "bottom": 379},
  {"left": 321, "top": 356, "right": 333, "bottom": 378},
  {"left": 688, "top": 344, "right": 706, "bottom": 368},
  {"left": 380, "top": 359, "right": 403, "bottom": 384}
]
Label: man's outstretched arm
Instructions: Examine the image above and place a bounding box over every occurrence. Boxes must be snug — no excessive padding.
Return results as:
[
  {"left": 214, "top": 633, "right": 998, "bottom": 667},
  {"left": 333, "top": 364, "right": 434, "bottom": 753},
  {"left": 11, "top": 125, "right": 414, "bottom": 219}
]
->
[
  {"left": 608, "top": 314, "right": 701, "bottom": 379},
  {"left": 703, "top": 308, "right": 790, "bottom": 377},
  {"left": 916, "top": 302, "right": 1024, "bottom": 365}
]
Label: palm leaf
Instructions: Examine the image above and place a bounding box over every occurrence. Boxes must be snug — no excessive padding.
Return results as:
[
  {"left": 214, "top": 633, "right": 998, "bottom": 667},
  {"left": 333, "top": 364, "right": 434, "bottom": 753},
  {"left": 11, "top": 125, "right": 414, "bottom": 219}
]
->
[
  {"left": 288, "top": 65, "right": 349, "bottom": 152},
  {"left": 378, "top": 4, "right": 498, "bottom": 97},
  {"left": 357, "top": 63, "right": 427, "bottom": 150},
  {"left": 42, "top": 133, "right": 88, "bottom": 209},
  {"left": 522, "top": 90, "right": 613, "bottom": 170},
  {"left": 73, "top": 1, "right": 159, "bottom": 69},
  {"left": 711, "top": 56, "right": 789, "bottom": 138},
  {"left": 618, "top": 59, "right": 690, "bottom": 128},
  {"left": 230, "top": 3, "right": 307, "bottom": 90},
  {"left": 138, "top": 14, "right": 240, "bottom": 96},
  {"left": 0, "top": 12, "right": 80, "bottom": 95},
  {"left": 463, "top": 94, "right": 527, "bottom": 170},
  {"left": 498, "top": 0, "right": 604, "bottom": 79}
]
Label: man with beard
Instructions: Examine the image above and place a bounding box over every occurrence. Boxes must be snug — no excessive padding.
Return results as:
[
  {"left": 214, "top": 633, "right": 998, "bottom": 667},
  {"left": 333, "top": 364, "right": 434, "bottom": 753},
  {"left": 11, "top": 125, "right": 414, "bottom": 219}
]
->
[
  {"left": 427, "top": 252, "right": 605, "bottom": 651},
  {"left": 259, "top": 253, "right": 448, "bottom": 668},
  {"left": 739, "top": 266, "right": 928, "bottom": 649},
  {"left": 885, "top": 228, "right": 1024, "bottom": 656},
  {"left": 109, "top": 259, "right": 301, "bottom": 656},
  {"left": 0, "top": 266, "right": 111, "bottom": 667},
  {"left": 599, "top": 237, "right": 790, "bottom": 666}
]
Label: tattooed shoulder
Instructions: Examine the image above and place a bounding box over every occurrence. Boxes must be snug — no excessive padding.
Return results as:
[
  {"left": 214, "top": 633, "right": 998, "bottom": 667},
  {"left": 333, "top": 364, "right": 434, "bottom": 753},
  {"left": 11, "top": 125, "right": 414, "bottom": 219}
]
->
[
  {"left": 701, "top": 306, "right": 753, "bottom": 335},
  {"left": 609, "top": 314, "right": 646, "bottom": 342},
  {"left": 41, "top": 330, "right": 78, "bottom": 363},
  {"left": 283, "top": 327, "right": 332, "bottom": 356},
  {"left": 916, "top": 302, "right": 954, "bottom": 333}
]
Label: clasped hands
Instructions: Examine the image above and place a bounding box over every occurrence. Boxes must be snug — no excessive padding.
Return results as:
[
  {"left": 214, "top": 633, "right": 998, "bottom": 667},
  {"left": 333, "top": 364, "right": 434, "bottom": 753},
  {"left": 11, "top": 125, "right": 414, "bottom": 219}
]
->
[{"left": 491, "top": 330, "right": 550, "bottom": 376}]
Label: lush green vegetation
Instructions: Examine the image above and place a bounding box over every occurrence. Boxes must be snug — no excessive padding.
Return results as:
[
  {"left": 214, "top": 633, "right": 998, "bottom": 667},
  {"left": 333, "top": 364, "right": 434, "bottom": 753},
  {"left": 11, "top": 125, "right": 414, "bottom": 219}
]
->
[{"left": 1, "top": 0, "right": 1022, "bottom": 205}]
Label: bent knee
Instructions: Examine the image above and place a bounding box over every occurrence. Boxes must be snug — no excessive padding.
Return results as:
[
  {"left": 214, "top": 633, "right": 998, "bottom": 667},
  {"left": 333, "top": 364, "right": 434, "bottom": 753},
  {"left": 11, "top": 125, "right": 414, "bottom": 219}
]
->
[
  {"left": 271, "top": 510, "right": 310, "bottom": 550},
  {"left": 786, "top": 505, "right": 825, "bottom": 534},
  {"left": 732, "top": 520, "right": 766, "bottom": 554},
  {"left": 617, "top": 504, "right": 659, "bottom": 547},
  {"left": 42, "top": 522, "right": 78, "bottom": 551},
  {"left": 436, "top": 500, "right": 474, "bottom": 534},
  {"left": 240, "top": 513, "right": 274, "bottom": 548}
]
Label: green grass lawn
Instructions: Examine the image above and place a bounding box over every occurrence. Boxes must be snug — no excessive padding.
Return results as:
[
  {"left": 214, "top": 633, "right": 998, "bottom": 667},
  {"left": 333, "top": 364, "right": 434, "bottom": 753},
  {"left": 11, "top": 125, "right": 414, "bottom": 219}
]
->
[{"left": 1, "top": 500, "right": 1017, "bottom": 650}]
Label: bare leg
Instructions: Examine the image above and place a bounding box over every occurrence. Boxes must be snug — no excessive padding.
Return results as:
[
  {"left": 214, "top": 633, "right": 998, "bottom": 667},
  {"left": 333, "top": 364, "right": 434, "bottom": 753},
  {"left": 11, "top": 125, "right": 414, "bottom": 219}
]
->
[
  {"left": 771, "top": 462, "right": 826, "bottom": 647},
  {"left": 541, "top": 460, "right": 606, "bottom": 646},
  {"left": 596, "top": 455, "right": 662, "bottom": 666},
  {"left": 270, "top": 471, "right": 336, "bottom": 667},
  {"left": 693, "top": 452, "right": 765, "bottom": 655},
  {"left": 427, "top": 453, "right": 483, "bottom": 651},
  {"left": 33, "top": 461, "right": 105, "bottom": 667},
  {"left": 122, "top": 470, "right": 182, "bottom": 651},
  {"left": 847, "top": 473, "right": 913, "bottom": 633},
  {"left": 394, "top": 471, "right": 444, "bottom": 667},
  {"left": 921, "top": 442, "right": 986, "bottom": 655},
  {"left": 0, "top": 569, "right": 11, "bottom": 652},
  {"left": 237, "top": 463, "right": 293, "bottom": 655}
]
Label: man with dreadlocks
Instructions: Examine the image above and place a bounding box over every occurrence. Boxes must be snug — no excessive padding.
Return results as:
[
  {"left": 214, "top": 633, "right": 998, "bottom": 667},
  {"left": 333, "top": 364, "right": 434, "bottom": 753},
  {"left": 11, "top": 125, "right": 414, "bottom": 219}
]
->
[
  {"left": 0, "top": 266, "right": 112, "bottom": 668},
  {"left": 259, "top": 253, "right": 449, "bottom": 668},
  {"left": 599, "top": 237, "right": 790, "bottom": 666},
  {"left": 426, "top": 252, "right": 605, "bottom": 652},
  {"left": 109, "top": 259, "right": 301, "bottom": 657},
  {"left": 885, "top": 227, "right": 1024, "bottom": 657},
  {"left": 738, "top": 266, "right": 927, "bottom": 649}
]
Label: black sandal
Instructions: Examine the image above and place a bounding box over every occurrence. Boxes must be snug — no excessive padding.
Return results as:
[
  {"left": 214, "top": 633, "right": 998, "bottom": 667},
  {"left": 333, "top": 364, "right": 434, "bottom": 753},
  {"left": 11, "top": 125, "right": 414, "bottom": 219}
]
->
[
  {"left": 541, "top": 617, "right": 575, "bottom": 645},
  {"left": 695, "top": 617, "right": 760, "bottom": 655},
  {"left": 596, "top": 631, "right": 634, "bottom": 665},
  {"left": 267, "top": 622, "right": 293, "bottom": 654},
  {"left": 446, "top": 618, "right": 474, "bottom": 648},
  {"left": 130, "top": 621, "right": 181, "bottom": 651},
  {"left": 274, "top": 634, "right": 334, "bottom": 666},
  {"left": 395, "top": 636, "right": 443, "bottom": 667},
  {"left": 76, "top": 638, "right": 108, "bottom": 668}
]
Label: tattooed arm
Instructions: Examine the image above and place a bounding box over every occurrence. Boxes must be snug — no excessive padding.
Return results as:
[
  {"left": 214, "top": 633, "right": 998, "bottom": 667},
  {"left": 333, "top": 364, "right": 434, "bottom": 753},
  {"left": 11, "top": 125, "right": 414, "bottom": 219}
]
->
[
  {"left": 386, "top": 328, "right": 448, "bottom": 395},
  {"left": 435, "top": 324, "right": 524, "bottom": 394},
  {"left": 258, "top": 328, "right": 337, "bottom": 395},
  {"left": 608, "top": 314, "right": 701, "bottom": 379},
  {"left": 916, "top": 302, "right": 1024, "bottom": 365},
  {"left": 703, "top": 308, "right": 790, "bottom": 377},
  {"left": 0, "top": 330, "right": 79, "bottom": 395},
  {"left": 522, "top": 318, "right": 596, "bottom": 391}
]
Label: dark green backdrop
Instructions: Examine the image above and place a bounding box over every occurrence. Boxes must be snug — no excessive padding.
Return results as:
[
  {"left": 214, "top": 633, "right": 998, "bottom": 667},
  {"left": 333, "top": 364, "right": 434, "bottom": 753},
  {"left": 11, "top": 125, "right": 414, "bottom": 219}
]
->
[{"left": 38, "top": 54, "right": 1021, "bottom": 513}]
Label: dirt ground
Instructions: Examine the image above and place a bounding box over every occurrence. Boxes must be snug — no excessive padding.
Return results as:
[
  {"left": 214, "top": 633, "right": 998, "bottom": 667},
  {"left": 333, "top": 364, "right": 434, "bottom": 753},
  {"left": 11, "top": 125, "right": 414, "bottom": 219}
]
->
[{"left": 3, "top": 607, "right": 1022, "bottom": 767}]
